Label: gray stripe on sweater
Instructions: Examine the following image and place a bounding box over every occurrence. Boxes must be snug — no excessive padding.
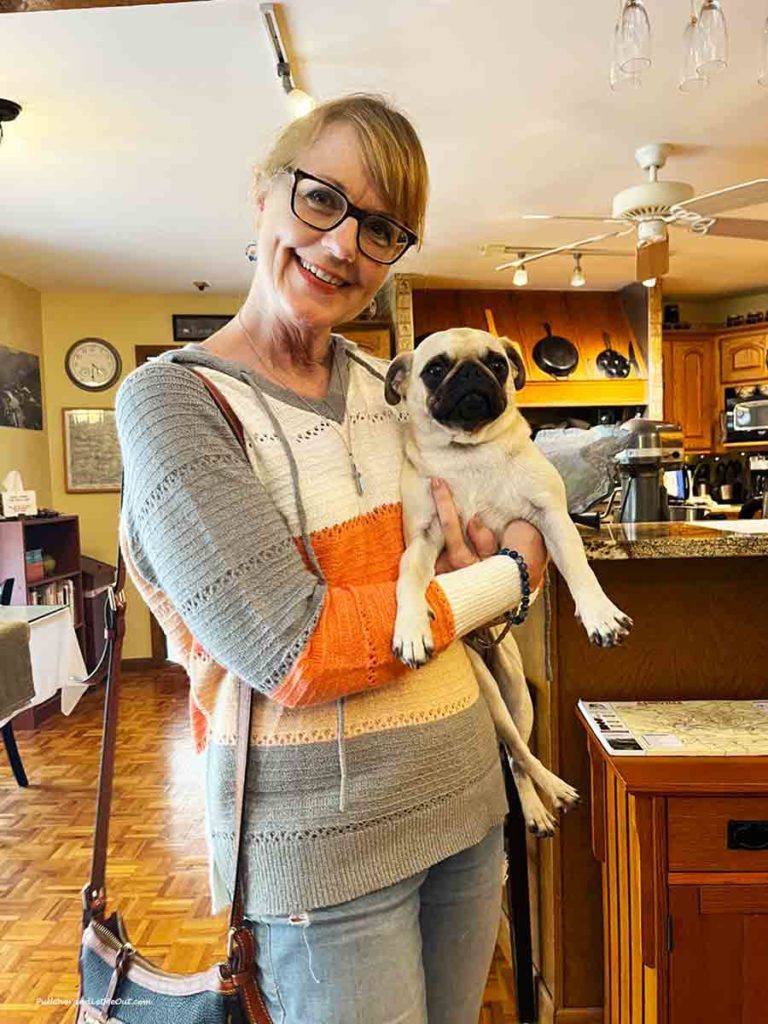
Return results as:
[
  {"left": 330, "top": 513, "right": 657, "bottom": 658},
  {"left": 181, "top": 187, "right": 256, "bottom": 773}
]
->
[{"left": 204, "top": 697, "right": 507, "bottom": 915}]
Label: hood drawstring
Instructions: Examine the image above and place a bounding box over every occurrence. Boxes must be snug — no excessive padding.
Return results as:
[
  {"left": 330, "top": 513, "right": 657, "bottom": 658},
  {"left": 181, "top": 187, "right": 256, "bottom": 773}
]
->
[{"left": 336, "top": 697, "right": 348, "bottom": 812}]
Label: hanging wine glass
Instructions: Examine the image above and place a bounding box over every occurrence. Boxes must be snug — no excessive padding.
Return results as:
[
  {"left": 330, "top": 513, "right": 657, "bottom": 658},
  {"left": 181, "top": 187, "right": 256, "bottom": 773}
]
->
[
  {"left": 695, "top": 0, "right": 728, "bottom": 76},
  {"left": 759, "top": 17, "right": 768, "bottom": 86},
  {"left": 617, "top": 0, "right": 652, "bottom": 74},
  {"left": 610, "top": 17, "right": 643, "bottom": 90},
  {"left": 679, "top": 8, "right": 709, "bottom": 91}
]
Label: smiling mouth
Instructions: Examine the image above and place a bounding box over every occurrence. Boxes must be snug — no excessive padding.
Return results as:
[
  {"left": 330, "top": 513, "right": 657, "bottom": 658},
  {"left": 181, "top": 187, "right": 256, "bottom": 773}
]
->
[{"left": 296, "top": 254, "right": 349, "bottom": 287}]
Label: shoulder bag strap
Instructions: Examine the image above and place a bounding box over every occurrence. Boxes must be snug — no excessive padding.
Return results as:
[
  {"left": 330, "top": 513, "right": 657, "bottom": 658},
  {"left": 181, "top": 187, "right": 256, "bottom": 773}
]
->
[{"left": 83, "top": 369, "right": 255, "bottom": 960}]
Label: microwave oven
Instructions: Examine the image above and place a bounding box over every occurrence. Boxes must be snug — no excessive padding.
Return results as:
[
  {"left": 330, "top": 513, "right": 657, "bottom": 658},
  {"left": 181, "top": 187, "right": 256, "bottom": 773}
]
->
[{"left": 724, "top": 385, "right": 768, "bottom": 444}]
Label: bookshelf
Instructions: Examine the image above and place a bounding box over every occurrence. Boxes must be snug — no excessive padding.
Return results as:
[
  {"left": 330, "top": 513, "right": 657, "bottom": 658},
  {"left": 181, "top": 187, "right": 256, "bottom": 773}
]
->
[{"left": 0, "top": 514, "right": 85, "bottom": 650}]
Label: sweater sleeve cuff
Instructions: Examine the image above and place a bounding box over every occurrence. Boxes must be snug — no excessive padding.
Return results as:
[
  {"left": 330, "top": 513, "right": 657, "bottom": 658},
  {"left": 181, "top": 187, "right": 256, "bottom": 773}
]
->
[{"left": 433, "top": 555, "right": 525, "bottom": 638}]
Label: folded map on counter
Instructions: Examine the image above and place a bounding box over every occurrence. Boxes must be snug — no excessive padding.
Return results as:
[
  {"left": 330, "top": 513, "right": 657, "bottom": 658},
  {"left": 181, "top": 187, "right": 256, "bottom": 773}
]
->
[{"left": 578, "top": 699, "right": 768, "bottom": 756}]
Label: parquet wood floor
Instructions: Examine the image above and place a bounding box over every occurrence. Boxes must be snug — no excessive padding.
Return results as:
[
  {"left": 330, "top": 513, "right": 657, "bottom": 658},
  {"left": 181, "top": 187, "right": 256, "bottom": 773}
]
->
[{"left": 0, "top": 670, "right": 518, "bottom": 1022}]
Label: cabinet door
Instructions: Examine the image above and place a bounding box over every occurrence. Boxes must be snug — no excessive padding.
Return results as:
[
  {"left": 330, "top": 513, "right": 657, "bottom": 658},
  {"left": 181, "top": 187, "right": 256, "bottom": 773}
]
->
[
  {"left": 719, "top": 333, "right": 768, "bottom": 384},
  {"left": 666, "top": 340, "right": 714, "bottom": 451},
  {"left": 669, "top": 885, "right": 768, "bottom": 1024}
]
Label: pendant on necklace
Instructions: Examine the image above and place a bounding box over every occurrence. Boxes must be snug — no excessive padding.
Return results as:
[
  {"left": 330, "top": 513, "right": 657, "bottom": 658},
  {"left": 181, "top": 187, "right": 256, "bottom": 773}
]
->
[{"left": 351, "top": 460, "right": 364, "bottom": 496}]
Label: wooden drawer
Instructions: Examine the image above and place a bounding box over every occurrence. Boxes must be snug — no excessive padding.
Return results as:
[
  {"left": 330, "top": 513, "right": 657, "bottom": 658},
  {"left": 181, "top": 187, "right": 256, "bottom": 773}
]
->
[{"left": 668, "top": 796, "right": 768, "bottom": 872}]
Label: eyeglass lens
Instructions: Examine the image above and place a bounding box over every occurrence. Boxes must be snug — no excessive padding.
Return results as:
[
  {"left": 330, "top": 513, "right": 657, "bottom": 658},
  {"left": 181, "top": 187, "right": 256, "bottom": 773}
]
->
[{"left": 293, "top": 176, "right": 409, "bottom": 264}]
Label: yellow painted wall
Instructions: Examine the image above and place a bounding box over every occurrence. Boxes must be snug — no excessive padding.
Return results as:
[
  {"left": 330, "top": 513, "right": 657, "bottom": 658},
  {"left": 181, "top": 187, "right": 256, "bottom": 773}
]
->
[
  {"left": 41, "top": 291, "right": 244, "bottom": 659},
  {"left": 0, "top": 274, "right": 52, "bottom": 506}
]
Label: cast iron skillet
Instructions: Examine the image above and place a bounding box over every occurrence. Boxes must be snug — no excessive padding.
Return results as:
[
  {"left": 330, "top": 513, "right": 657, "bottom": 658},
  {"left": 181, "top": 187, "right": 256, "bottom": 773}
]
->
[
  {"left": 532, "top": 322, "right": 579, "bottom": 378},
  {"left": 596, "top": 331, "right": 630, "bottom": 379}
]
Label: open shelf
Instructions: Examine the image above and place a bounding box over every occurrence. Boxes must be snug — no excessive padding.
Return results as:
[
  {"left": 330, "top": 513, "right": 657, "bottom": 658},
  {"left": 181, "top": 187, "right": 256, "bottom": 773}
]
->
[{"left": 26, "top": 570, "right": 82, "bottom": 590}]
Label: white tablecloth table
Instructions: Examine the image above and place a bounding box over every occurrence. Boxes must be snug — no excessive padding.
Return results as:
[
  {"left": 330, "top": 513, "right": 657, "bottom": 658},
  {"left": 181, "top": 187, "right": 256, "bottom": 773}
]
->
[{"left": 0, "top": 605, "right": 89, "bottom": 728}]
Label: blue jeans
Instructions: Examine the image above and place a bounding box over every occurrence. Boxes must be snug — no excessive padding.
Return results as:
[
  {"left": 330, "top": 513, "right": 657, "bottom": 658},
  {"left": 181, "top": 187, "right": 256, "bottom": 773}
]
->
[{"left": 246, "top": 825, "right": 504, "bottom": 1024}]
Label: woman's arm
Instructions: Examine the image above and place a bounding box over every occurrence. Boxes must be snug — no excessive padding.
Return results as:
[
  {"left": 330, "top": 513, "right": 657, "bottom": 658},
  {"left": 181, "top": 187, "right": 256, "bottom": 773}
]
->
[{"left": 116, "top": 360, "right": 526, "bottom": 708}]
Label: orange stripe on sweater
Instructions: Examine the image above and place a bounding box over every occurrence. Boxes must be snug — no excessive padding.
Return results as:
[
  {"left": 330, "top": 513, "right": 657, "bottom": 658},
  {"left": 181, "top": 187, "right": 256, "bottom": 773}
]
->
[{"left": 272, "top": 505, "right": 455, "bottom": 708}]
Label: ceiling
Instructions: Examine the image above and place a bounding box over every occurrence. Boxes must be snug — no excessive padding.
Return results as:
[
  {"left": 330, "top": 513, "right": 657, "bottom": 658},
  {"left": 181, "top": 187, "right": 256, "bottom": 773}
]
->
[{"left": 2, "top": 0, "right": 768, "bottom": 296}]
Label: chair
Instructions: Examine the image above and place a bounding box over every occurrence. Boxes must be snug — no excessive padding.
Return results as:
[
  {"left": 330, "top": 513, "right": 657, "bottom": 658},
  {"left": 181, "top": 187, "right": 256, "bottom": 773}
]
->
[{"left": 1, "top": 576, "right": 30, "bottom": 786}]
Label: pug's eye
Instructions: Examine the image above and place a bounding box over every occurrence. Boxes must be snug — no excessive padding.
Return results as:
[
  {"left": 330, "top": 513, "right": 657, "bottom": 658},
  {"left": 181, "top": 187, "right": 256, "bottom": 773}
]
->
[
  {"left": 422, "top": 359, "right": 450, "bottom": 387},
  {"left": 487, "top": 355, "right": 508, "bottom": 381}
]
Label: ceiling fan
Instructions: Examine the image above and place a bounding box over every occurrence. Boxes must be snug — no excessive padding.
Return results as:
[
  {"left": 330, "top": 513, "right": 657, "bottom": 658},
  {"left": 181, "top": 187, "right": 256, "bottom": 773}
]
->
[{"left": 496, "top": 143, "right": 768, "bottom": 284}]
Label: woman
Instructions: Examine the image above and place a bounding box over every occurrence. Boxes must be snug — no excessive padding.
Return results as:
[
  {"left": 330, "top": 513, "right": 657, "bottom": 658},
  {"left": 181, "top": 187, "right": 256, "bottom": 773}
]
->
[{"left": 116, "top": 94, "right": 546, "bottom": 1024}]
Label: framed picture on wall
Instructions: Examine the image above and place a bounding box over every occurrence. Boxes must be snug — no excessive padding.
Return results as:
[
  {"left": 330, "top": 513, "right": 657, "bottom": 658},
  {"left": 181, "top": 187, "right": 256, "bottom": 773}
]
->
[
  {"left": 172, "top": 314, "right": 234, "bottom": 342},
  {"left": 63, "top": 408, "right": 122, "bottom": 493},
  {"left": 335, "top": 321, "right": 393, "bottom": 360},
  {"left": 0, "top": 344, "right": 43, "bottom": 430}
]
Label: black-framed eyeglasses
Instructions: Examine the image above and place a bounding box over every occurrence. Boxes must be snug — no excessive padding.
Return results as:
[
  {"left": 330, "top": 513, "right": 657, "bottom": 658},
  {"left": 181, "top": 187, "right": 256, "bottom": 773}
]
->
[{"left": 288, "top": 168, "right": 418, "bottom": 266}]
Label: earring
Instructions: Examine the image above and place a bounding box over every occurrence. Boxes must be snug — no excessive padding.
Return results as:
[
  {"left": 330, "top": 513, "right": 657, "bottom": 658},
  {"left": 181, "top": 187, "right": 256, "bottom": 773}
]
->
[{"left": 245, "top": 243, "right": 258, "bottom": 263}]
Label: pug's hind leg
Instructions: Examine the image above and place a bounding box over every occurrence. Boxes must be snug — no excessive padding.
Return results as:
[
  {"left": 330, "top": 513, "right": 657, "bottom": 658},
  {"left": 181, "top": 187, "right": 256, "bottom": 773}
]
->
[
  {"left": 393, "top": 532, "right": 441, "bottom": 667},
  {"left": 465, "top": 644, "right": 580, "bottom": 819}
]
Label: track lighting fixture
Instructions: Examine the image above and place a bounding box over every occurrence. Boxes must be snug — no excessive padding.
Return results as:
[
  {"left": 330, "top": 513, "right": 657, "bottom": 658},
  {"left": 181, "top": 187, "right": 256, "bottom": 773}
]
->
[
  {"left": 512, "top": 253, "right": 528, "bottom": 287},
  {"left": 260, "top": 3, "right": 316, "bottom": 119},
  {"left": 570, "top": 253, "right": 586, "bottom": 288}
]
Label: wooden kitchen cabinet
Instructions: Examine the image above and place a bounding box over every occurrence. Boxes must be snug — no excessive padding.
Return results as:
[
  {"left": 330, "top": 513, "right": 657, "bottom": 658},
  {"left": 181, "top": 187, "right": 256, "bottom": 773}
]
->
[
  {"left": 719, "top": 331, "right": 768, "bottom": 384},
  {"left": 662, "top": 334, "right": 716, "bottom": 451},
  {"left": 579, "top": 721, "right": 768, "bottom": 1024}
]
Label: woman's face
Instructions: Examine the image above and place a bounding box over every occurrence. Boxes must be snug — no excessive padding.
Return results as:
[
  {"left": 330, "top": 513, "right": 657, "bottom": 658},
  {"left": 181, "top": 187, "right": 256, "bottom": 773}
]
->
[{"left": 254, "top": 122, "right": 393, "bottom": 331}]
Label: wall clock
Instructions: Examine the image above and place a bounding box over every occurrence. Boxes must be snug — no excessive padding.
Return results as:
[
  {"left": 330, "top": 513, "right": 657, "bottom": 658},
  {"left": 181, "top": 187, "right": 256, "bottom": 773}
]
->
[{"left": 65, "top": 337, "right": 122, "bottom": 392}]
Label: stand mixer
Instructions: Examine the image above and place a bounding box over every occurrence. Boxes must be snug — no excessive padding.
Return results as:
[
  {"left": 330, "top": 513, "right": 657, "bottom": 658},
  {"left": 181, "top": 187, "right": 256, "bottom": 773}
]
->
[{"left": 613, "top": 420, "right": 685, "bottom": 523}]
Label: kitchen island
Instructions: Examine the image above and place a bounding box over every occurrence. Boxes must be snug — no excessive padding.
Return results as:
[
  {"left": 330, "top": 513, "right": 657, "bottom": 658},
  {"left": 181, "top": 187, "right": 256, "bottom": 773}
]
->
[{"left": 525, "top": 521, "right": 768, "bottom": 1024}]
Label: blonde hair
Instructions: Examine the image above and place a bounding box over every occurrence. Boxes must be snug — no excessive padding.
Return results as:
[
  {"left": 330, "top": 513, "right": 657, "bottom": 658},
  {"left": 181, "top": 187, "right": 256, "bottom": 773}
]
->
[{"left": 255, "top": 93, "right": 429, "bottom": 243}]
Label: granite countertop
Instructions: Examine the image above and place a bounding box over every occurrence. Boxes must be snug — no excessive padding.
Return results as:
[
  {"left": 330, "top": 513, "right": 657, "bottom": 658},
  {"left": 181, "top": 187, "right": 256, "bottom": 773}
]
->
[{"left": 578, "top": 521, "right": 768, "bottom": 560}]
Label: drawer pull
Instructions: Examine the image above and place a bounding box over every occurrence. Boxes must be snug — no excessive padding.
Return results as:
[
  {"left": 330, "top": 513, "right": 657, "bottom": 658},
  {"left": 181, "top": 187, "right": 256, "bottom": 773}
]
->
[{"left": 727, "top": 820, "right": 768, "bottom": 851}]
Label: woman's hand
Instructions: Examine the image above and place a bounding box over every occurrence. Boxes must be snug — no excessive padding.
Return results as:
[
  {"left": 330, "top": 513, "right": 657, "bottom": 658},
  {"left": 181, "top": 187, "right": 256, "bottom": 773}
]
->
[{"left": 431, "top": 478, "right": 548, "bottom": 591}]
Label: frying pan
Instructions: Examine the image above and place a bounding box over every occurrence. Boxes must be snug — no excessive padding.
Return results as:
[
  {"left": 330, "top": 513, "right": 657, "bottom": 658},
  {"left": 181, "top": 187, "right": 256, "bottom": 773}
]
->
[
  {"left": 532, "top": 322, "right": 579, "bottom": 378},
  {"left": 596, "top": 331, "right": 630, "bottom": 379}
]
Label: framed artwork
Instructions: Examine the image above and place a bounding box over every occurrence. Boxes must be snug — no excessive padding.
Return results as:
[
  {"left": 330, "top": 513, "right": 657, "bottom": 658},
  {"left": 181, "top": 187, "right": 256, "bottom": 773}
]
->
[
  {"left": 172, "top": 314, "right": 234, "bottom": 342},
  {"left": 335, "top": 322, "right": 393, "bottom": 360},
  {"left": 0, "top": 344, "right": 43, "bottom": 430},
  {"left": 63, "top": 408, "right": 122, "bottom": 493}
]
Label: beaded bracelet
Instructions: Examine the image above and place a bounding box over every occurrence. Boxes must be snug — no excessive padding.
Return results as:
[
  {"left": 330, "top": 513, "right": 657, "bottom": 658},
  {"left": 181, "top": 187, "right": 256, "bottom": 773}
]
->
[{"left": 497, "top": 547, "right": 532, "bottom": 626}]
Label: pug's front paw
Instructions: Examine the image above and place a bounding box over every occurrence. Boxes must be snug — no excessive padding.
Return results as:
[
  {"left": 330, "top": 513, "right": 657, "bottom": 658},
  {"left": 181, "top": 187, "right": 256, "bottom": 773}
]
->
[
  {"left": 577, "top": 595, "right": 633, "bottom": 648},
  {"left": 392, "top": 608, "right": 434, "bottom": 668}
]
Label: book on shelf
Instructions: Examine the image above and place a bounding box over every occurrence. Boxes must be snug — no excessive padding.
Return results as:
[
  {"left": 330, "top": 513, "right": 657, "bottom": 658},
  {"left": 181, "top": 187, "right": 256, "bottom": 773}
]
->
[{"left": 29, "top": 578, "right": 76, "bottom": 621}]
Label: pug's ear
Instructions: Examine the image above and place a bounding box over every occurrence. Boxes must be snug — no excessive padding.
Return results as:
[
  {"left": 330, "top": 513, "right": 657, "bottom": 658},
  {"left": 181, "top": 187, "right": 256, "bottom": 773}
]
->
[
  {"left": 501, "top": 339, "right": 527, "bottom": 391},
  {"left": 384, "top": 352, "right": 413, "bottom": 405}
]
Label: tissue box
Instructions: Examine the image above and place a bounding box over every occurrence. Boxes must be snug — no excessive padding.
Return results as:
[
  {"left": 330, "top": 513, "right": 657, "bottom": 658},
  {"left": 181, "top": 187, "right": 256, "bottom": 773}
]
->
[{"left": 1, "top": 489, "right": 37, "bottom": 517}]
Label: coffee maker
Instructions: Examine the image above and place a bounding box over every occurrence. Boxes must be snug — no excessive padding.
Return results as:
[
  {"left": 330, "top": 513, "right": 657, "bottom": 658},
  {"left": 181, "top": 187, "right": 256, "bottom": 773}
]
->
[
  {"left": 748, "top": 454, "right": 768, "bottom": 501},
  {"left": 613, "top": 420, "right": 685, "bottom": 523}
]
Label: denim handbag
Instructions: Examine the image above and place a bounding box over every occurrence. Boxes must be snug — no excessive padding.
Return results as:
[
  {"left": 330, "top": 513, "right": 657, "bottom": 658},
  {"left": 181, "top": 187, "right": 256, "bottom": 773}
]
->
[{"left": 76, "top": 373, "right": 271, "bottom": 1024}]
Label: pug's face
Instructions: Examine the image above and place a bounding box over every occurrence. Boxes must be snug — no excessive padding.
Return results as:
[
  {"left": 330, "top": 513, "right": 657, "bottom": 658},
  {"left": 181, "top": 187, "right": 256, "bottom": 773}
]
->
[{"left": 385, "top": 328, "right": 526, "bottom": 435}]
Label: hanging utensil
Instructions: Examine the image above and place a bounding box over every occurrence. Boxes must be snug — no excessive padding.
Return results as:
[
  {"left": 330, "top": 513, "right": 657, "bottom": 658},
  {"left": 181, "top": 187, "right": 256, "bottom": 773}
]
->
[
  {"left": 596, "top": 331, "right": 630, "bottom": 378},
  {"left": 532, "top": 322, "right": 579, "bottom": 378}
]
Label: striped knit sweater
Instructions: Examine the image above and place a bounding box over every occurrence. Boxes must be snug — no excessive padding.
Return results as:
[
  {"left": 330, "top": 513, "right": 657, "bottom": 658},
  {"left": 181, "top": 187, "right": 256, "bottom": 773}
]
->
[{"left": 115, "top": 339, "right": 526, "bottom": 917}]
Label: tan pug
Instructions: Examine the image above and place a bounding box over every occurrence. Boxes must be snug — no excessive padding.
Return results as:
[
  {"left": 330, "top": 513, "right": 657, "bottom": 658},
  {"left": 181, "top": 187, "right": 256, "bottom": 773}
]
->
[{"left": 385, "top": 327, "right": 632, "bottom": 835}]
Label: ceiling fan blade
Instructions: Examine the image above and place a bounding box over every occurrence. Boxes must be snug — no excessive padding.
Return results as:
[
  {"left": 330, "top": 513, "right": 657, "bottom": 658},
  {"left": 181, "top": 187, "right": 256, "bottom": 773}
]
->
[
  {"left": 636, "top": 238, "right": 669, "bottom": 282},
  {"left": 671, "top": 179, "right": 768, "bottom": 218},
  {"left": 695, "top": 217, "right": 768, "bottom": 241},
  {"left": 495, "top": 228, "right": 634, "bottom": 271},
  {"left": 522, "top": 214, "right": 624, "bottom": 223}
]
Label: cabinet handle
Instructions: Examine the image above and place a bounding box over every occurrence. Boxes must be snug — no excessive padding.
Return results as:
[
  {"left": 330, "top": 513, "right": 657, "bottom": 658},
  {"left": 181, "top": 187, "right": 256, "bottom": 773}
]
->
[{"left": 727, "top": 820, "right": 768, "bottom": 851}]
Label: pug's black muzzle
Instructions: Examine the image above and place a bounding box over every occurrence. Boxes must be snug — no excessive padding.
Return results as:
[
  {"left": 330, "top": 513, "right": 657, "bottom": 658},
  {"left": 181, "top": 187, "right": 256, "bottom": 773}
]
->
[{"left": 431, "top": 361, "right": 507, "bottom": 431}]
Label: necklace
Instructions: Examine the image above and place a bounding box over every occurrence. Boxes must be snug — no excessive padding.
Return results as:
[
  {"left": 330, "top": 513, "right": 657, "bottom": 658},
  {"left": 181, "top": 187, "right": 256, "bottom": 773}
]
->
[{"left": 237, "top": 312, "right": 364, "bottom": 496}]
